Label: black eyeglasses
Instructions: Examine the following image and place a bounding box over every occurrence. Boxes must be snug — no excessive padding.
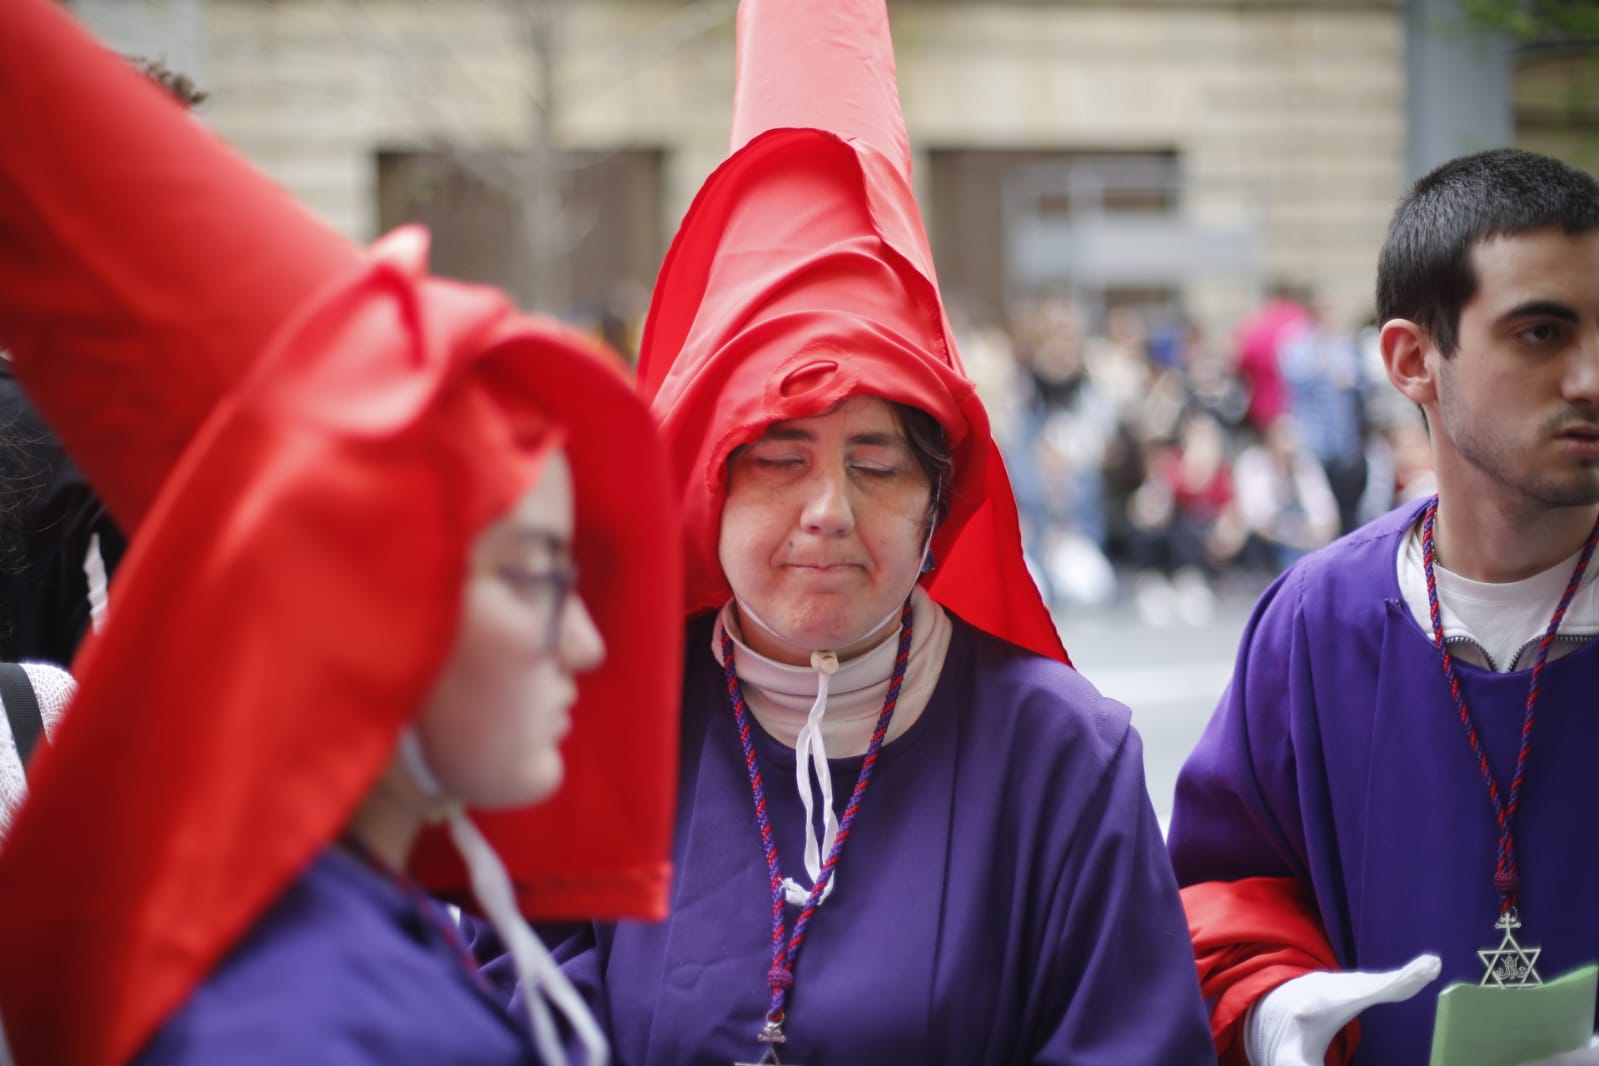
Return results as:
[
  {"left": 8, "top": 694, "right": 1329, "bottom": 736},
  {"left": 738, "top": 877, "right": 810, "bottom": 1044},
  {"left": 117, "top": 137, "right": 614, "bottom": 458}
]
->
[{"left": 485, "top": 559, "right": 581, "bottom": 651}]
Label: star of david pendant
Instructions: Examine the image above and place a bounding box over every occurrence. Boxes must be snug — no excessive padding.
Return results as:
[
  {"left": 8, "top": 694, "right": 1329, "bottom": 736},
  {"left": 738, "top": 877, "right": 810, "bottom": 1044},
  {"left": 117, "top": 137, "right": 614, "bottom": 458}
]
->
[
  {"left": 1479, "top": 909, "right": 1543, "bottom": 988},
  {"left": 734, "top": 1021, "right": 803, "bottom": 1066}
]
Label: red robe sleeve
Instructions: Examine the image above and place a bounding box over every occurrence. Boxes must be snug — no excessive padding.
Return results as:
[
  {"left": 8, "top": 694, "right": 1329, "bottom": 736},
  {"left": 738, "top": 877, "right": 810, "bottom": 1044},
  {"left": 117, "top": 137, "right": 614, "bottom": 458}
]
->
[{"left": 1182, "top": 876, "right": 1359, "bottom": 1066}]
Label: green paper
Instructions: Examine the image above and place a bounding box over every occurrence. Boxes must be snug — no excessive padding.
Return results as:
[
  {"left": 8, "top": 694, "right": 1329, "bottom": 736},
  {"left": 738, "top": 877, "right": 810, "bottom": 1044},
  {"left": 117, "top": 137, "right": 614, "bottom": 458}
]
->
[{"left": 1429, "top": 963, "right": 1597, "bottom": 1066}]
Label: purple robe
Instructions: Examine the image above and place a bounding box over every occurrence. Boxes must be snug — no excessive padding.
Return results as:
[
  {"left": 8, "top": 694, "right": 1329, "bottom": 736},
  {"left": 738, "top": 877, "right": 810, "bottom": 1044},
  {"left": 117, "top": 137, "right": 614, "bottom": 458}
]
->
[
  {"left": 1169, "top": 501, "right": 1599, "bottom": 1064},
  {"left": 556, "top": 615, "right": 1213, "bottom": 1065},
  {"left": 136, "top": 848, "right": 539, "bottom": 1065}
]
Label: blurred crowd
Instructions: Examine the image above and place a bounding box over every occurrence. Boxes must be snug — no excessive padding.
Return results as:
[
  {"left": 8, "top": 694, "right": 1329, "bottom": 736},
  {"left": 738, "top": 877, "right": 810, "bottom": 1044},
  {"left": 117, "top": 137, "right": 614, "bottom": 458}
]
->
[{"left": 961, "top": 286, "right": 1438, "bottom": 625}]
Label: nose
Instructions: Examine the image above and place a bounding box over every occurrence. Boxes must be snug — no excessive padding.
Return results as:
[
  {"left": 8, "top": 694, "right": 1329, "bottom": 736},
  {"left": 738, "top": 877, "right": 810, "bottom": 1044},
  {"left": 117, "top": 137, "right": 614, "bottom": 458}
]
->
[
  {"left": 1569, "top": 329, "right": 1599, "bottom": 406},
  {"left": 559, "top": 594, "right": 606, "bottom": 673},
  {"left": 799, "top": 463, "right": 855, "bottom": 536}
]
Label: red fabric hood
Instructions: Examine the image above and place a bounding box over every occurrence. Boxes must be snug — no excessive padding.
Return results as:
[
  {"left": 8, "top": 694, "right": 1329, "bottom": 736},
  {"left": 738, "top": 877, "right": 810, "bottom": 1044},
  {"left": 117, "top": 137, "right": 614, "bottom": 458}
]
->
[
  {"left": 0, "top": 0, "right": 358, "bottom": 533},
  {"left": 637, "top": 0, "right": 1065, "bottom": 664},
  {"left": 0, "top": 5, "right": 680, "bottom": 1065}
]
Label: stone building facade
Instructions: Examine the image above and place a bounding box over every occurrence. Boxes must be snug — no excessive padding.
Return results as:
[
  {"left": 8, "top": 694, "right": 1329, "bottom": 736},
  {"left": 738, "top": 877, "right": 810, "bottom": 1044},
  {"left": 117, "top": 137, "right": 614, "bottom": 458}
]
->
[{"left": 72, "top": 0, "right": 1444, "bottom": 342}]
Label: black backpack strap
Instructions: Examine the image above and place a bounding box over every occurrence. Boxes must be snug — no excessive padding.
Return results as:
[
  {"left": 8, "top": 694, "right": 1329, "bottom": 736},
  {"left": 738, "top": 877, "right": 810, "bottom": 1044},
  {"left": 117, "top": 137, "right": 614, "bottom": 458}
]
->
[{"left": 0, "top": 662, "right": 44, "bottom": 769}]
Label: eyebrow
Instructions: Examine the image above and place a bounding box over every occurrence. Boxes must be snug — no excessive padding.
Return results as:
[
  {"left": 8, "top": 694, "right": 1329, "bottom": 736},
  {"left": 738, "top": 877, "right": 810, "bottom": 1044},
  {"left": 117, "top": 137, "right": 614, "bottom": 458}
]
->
[
  {"left": 757, "top": 426, "right": 908, "bottom": 448},
  {"left": 1497, "top": 300, "right": 1580, "bottom": 326}
]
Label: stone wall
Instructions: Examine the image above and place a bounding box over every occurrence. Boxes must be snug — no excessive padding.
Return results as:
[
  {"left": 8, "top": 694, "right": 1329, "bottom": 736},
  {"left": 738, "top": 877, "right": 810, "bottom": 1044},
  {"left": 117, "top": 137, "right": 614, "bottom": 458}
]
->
[{"left": 76, "top": 0, "right": 1408, "bottom": 331}]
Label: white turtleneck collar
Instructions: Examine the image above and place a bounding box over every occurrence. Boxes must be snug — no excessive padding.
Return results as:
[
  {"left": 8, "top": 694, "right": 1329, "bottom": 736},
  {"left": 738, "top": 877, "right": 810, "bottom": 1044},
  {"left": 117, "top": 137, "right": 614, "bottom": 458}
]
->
[
  {"left": 712, "top": 585, "right": 951, "bottom": 755},
  {"left": 711, "top": 585, "right": 952, "bottom": 907}
]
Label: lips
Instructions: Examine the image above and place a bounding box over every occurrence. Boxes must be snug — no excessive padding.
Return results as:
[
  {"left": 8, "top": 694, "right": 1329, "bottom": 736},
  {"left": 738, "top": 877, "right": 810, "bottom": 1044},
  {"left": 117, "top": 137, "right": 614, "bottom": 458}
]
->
[
  {"left": 1553, "top": 426, "right": 1599, "bottom": 458},
  {"left": 544, "top": 682, "right": 579, "bottom": 715},
  {"left": 783, "top": 561, "right": 865, "bottom": 584}
]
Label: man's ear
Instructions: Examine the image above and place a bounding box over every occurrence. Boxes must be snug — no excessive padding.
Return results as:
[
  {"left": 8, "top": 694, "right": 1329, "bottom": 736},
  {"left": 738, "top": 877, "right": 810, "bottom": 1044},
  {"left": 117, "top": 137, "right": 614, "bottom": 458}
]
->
[{"left": 1380, "top": 319, "right": 1439, "bottom": 407}]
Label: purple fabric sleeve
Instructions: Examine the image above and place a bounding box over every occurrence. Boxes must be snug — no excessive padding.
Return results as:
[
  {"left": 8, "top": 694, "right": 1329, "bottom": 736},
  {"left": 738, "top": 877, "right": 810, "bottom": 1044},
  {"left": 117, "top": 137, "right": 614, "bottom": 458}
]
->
[
  {"left": 1167, "top": 502, "right": 1599, "bottom": 1063},
  {"left": 1168, "top": 564, "right": 1317, "bottom": 888},
  {"left": 135, "top": 849, "right": 537, "bottom": 1065}
]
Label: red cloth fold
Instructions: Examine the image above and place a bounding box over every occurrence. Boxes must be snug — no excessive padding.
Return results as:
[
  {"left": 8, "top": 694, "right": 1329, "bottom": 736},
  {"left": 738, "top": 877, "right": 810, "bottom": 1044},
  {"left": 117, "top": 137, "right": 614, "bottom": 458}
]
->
[
  {"left": 637, "top": 0, "right": 1065, "bottom": 663},
  {"left": 1183, "top": 877, "right": 1359, "bottom": 1066},
  {"left": 0, "top": 6, "right": 680, "bottom": 1065},
  {"left": 0, "top": 1, "right": 359, "bottom": 533}
]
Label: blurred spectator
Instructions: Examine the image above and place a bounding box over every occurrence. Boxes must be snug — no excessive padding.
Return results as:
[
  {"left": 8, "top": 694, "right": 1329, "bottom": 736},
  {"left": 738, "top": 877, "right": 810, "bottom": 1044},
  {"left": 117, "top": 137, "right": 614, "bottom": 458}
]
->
[
  {"left": 1085, "top": 305, "right": 1153, "bottom": 426},
  {"left": 1126, "top": 409, "right": 1244, "bottom": 624},
  {"left": 972, "top": 286, "right": 1432, "bottom": 612},
  {"left": 0, "top": 661, "right": 76, "bottom": 836},
  {"left": 1234, "top": 284, "right": 1311, "bottom": 433},
  {"left": 0, "top": 57, "right": 203, "bottom": 668},
  {"left": 1176, "top": 318, "right": 1251, "bottom": 432},
  {"left": 0, "top": 358, "right": 125, "bottom": 666},
  {"left": 1356, "top": 315, "right": 1416, "bottom": 437},
  {"left": 1279, "top": 297, "right": 1369, "bottom": 534},
  {"left": 1006, "top": 298, "right": 1119, "bottom": 607},
  {"left": 1387, "top": 411, "right": 1438, "bottom": 506},
  {"left": 126, "top": 56, "right": 207, "bottom": 109},
  {"left": 1233, "top": 418, "right": 1340, "bottom": 574}
]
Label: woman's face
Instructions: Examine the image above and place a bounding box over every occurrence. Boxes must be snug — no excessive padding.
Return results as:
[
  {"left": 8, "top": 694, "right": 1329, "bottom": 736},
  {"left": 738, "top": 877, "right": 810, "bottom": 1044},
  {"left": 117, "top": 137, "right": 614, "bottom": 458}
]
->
[
  {"left": 418, "top": 450, "right": 605, "bottom": 809},
  {"left": 719, "top": 396, "right": 934, "bottom": 665}
]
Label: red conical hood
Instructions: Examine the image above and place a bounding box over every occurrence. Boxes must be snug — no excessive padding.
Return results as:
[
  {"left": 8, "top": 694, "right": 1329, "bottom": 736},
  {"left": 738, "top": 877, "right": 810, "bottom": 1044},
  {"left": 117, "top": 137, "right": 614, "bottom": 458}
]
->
[
  {"left": 0, "top": 0, "right": 362, "bottom": 532},
  {"left": 638, "top": 0, "right": 1066, "bottom": 664},
  {"left": 0, "top": 5, "right": 680, "bottom": 1065}
]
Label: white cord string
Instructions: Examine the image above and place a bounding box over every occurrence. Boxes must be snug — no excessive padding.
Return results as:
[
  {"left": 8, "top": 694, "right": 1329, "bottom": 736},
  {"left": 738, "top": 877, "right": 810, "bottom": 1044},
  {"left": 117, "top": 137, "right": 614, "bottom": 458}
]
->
[{"left": 399, "top": 732, "right": 609, "bottom": 1065}]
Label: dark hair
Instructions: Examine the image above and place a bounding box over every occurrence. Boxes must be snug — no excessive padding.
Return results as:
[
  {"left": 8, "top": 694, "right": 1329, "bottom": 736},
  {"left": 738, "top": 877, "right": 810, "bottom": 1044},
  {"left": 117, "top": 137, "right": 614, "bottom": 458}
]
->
[
  {"left": 128, "top": 56, "right": 208, "bottom": 110},
  {"left": 889, "top": 402, "right": 953, "bottom": 527},
  {"left": 1376, "top": 148, "right": 1599, "bottom": 356}
]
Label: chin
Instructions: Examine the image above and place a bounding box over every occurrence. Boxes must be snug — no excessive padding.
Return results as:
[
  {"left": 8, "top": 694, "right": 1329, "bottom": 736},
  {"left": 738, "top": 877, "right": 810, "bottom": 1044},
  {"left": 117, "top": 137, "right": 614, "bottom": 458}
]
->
[
  {"left": 798, "top": 593, "right": 877, "bottom": 630},
  {"left": 468, "top": 755, "right": 565, "bottom": 810},
  {"left": 523, "top": 752, "right": 566, "bottom": 806},
  {"left": 775, "top": 614, "right": 863, "bottom": 652},
  {"left": 1524, "top": 474, "right": 1599, "bottom": 509}
]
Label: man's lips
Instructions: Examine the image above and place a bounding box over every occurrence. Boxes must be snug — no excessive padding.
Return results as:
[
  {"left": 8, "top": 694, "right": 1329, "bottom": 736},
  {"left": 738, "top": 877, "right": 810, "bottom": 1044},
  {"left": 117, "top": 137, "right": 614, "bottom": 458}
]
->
[
  {"left": 1556, "top": 424, "right": 1599, "bottom": 440},
  {"left": 1553, "top": 424, "right": 1599, "bottom": 457}
]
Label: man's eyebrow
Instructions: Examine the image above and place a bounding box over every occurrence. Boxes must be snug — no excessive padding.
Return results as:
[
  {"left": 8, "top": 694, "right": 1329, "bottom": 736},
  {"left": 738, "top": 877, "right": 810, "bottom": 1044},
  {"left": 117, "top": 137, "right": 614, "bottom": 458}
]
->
[{"left": 1497, "top": 299, "right": 1580, "bottom": 325}]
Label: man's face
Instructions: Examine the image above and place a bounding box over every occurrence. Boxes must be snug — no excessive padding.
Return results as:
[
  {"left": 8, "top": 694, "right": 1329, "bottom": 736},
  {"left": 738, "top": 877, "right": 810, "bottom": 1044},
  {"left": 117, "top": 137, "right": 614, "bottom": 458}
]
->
[{"left": 1432, "top": 228, "right": 1599, "bottom": 511}]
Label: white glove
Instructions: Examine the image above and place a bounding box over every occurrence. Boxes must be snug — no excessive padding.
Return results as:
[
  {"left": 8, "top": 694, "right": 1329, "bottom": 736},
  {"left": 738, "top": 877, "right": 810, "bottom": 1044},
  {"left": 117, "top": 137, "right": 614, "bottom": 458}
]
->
[
  {"left": 1519, "top": 1033, "right": 1599, "bottom": 1066},
  {"left": 1245, "top": 953, "right": 1441, "bottom": 1066}
]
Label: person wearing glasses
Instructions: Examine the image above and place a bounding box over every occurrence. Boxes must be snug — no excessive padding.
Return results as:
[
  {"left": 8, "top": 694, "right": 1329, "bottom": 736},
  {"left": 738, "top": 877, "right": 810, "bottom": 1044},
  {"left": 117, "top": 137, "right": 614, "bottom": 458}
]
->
[{"left": 0, "top": 4, "right": 680, "bottom": 1065}]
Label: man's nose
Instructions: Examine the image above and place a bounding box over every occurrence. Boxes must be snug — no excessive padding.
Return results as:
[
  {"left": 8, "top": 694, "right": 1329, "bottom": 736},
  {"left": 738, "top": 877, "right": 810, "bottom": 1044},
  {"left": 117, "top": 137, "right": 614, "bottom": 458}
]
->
[{"left": 1567, "top": 328, "right": 1599, "bottom": 406}]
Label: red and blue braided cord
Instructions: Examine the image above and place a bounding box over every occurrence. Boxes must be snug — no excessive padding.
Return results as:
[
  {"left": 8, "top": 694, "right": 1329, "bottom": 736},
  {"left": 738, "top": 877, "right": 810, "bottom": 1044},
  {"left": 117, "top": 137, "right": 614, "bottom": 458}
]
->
[
  {"left": 721, "top": 600, "right": 914, "bottom": 1036},
  {"left": 1420, "top": 497, "right": 1599, "bottom": 913}
]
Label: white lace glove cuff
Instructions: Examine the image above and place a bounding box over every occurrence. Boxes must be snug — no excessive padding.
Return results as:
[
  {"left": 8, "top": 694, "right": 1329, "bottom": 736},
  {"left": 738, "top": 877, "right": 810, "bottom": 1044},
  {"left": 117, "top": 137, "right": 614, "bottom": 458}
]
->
[{"left": 1245, "top": 954, "right": 1441, "bottom": 1066}]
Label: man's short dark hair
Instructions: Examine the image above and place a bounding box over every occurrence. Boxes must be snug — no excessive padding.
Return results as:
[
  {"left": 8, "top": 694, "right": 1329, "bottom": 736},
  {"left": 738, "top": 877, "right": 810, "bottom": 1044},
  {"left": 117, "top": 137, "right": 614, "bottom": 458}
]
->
[{"left": 1376, "top": 148, "right": 1599, "bottom": 356}]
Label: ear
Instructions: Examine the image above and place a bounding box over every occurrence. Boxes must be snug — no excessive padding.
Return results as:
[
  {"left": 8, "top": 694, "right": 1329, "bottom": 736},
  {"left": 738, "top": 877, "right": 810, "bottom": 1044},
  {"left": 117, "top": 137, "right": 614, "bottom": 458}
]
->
[{"left": 1379, "top": 319, "right": 1438, "bottom": 407}]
